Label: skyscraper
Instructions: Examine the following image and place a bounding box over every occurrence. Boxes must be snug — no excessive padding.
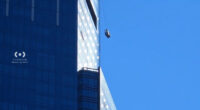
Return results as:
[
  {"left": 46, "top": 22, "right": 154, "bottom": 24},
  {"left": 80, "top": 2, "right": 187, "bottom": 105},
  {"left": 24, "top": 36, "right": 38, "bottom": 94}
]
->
[{"left": 0, "top": 0, "right": 116, "bottom": 110}]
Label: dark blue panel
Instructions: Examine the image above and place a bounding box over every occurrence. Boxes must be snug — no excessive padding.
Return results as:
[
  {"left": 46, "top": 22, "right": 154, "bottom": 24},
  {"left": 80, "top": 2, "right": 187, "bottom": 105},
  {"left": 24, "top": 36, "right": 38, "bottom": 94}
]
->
[
  {"left": 0, "top": 0, "right": 78, "bottom": 110},
  {"left": 78, "top": 69, "right": 99, "bottom": 110}
]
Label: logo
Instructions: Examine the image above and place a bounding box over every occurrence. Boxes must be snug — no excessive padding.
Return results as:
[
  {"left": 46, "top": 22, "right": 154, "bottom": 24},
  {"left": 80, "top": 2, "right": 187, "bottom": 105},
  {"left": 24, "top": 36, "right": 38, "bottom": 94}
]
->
[
  {"left": 11, "top": 51, "right": 28, "bottom": 64},
  {"left": 14, "top": 51, "right": 26, "bottom": 58}
]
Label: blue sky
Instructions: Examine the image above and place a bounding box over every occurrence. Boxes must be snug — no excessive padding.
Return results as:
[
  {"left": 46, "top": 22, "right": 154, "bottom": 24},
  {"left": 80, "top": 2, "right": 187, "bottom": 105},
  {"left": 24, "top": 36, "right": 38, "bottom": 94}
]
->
[{"left": 100, "top": 0, "right": 200, "bottom": 110}]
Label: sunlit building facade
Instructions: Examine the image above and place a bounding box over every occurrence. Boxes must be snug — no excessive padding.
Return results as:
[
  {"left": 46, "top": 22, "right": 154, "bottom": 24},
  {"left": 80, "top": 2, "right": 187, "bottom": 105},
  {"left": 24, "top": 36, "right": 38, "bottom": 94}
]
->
[
  {"left": 0, "top": 0, "right": 116, "bottom": 110},
  {"left": 78, "top": 0, "right": 99, "bottom": 70},
  {"left": 100, "top": 69, "right": 116, "bottom": 110}
]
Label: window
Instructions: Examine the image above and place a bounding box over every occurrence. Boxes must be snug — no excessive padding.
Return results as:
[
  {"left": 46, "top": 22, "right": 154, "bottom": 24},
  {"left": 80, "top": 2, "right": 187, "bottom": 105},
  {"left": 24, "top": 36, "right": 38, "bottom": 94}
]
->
[{"left": 86, "top": 0, "right": 97, "bottom": 28}]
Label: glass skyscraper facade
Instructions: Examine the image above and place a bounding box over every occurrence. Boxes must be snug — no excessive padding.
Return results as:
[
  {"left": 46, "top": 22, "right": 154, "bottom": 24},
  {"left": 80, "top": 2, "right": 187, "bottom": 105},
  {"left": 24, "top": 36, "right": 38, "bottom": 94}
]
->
[
  {"left": 100, "top": 69, "right": 116, "bottom": 110},
  {"left": 78, "top": 0, "right": 99, "bottom": 70},
  {"left": 0, "top": 0, "right": 116, "bottom": 110}
]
